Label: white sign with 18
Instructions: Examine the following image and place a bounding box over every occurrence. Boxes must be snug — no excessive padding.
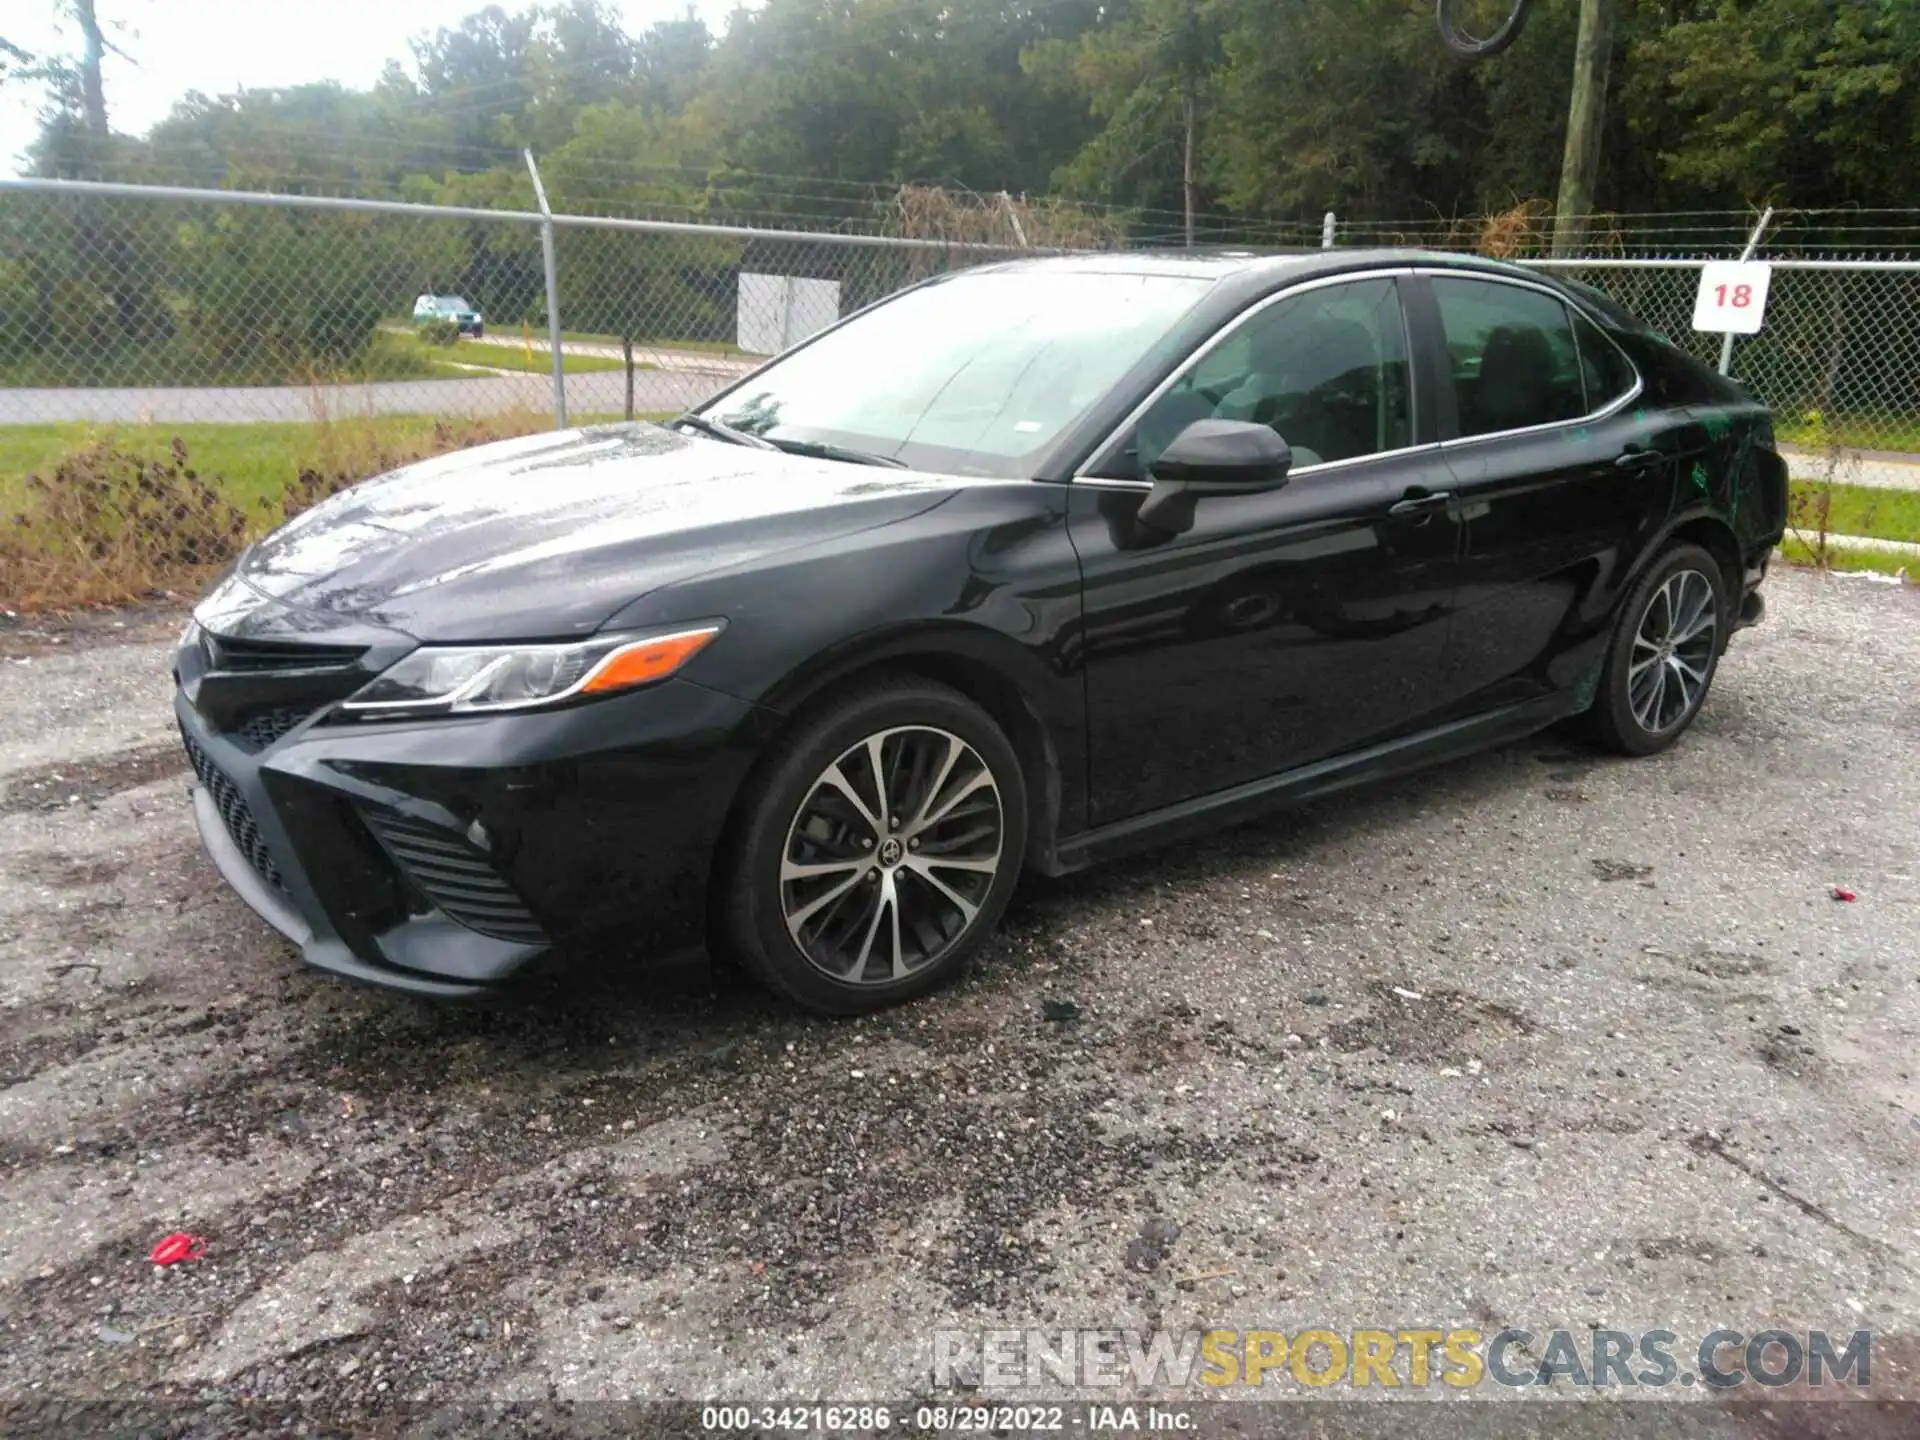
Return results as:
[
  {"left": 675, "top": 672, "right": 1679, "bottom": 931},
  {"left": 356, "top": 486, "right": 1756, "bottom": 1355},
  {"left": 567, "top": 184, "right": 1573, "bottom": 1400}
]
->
[{"left": 1692, "top": 261, "right": 1773, "bottom": 336}]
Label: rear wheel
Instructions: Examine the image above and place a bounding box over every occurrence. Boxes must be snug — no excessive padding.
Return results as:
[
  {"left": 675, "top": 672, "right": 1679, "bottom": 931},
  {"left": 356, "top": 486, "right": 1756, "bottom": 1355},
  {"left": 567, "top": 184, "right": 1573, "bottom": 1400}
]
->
[
  {"left": 721, "top": 676, "right": 1027, "bottom": 1014},
  {"left": 1587, "top": 543, "right": 1727, "bottom": 756}
]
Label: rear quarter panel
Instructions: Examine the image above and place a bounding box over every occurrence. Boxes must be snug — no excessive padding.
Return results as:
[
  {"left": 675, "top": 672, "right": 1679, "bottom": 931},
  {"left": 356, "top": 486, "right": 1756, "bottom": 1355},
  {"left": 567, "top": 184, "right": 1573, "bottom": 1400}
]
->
[{"left": 1617, "top": 332, "right": 1788, "bottom": 564}]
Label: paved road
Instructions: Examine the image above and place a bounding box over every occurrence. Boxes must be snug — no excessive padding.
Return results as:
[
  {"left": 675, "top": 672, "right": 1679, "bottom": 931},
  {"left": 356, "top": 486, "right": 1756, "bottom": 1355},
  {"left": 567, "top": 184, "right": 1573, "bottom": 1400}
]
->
[
  {"left": 0, "top": 569, "right": 1916, "bottom": 1427},
  {"left": 0, "top": 364, "right": 734, "bottom": 425},
  {"left": 1780, "top": 446, "right": 1920, "bottom": 492}
]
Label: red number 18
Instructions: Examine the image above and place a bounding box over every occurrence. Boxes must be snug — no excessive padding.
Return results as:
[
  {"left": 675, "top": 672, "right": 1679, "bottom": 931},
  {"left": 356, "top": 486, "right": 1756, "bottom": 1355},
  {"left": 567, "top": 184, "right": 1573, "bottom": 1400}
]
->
[{"left": 1714, "top": 284, "right": 1754, "bottom": 308}]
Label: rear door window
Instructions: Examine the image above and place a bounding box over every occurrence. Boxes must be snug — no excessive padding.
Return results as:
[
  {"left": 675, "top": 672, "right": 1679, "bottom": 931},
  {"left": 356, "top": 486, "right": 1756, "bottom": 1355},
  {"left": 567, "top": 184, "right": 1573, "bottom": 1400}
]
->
[
  {"left": 1572, "top": 311, "right": 1639, "bottom": 410},
  {"left": 1432, "top": 277, "right": 1589, "bottom": 438}
]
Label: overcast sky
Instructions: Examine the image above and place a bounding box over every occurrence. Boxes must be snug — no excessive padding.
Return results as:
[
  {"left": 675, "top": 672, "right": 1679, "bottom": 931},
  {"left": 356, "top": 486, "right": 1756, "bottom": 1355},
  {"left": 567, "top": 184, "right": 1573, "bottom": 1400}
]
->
[{"left": 2, "top": 0, "right": 745, "bottom": 178}]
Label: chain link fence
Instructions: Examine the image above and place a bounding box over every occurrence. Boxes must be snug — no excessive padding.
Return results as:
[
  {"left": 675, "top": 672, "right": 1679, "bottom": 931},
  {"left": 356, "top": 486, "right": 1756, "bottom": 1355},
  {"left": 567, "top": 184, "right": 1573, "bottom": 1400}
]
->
[
  {"left": 2, "top": 176, "right": 1915, "bottom": 606},
  {"left": 1523, "top": 258, "right": 1920, "bottom": 573},
  {"left": 0, "top": 180, "right": 1006, "bottom": 427}
]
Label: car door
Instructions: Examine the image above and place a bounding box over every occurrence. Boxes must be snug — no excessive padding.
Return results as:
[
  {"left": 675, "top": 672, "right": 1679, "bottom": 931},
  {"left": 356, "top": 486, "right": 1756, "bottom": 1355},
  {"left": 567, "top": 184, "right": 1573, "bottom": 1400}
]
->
[
  {"left": 1412, "top": 272, "right": 1691, "bottom": 715},
  {"left": 1064, "top": 274, "right": 1464, "bottom": 825}
]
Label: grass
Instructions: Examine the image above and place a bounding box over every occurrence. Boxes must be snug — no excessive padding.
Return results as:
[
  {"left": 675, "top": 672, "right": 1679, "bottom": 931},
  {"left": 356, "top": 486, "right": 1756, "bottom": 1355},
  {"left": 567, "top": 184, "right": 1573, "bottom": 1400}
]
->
[
  {"left": 0, "top": 417, "right": 524, "bottom": 518},
  {"left": 1778, "top": 535, "right": 1914, "bottom": 581},
  {"left": 1774, "top": 414, "right": 1920, "bottom": 455},
  {"left": 391, "top": 332, "right": 628, "bottom": 376},
  {"left": 0, "top": 412, "right": 683, "bottom": 518},
  {"left": 1786, "top": 478, "right": 1920, "bottom": 545},
  {"left": 556, "top": 330, "right": 747, "bottom": 357}
]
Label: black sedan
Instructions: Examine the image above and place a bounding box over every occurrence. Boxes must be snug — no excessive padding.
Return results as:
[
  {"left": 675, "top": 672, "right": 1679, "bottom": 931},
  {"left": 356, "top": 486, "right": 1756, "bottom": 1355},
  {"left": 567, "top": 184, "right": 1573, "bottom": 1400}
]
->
[{"left": 174, "top": 250, "right": 1787, "bottom": 1013}]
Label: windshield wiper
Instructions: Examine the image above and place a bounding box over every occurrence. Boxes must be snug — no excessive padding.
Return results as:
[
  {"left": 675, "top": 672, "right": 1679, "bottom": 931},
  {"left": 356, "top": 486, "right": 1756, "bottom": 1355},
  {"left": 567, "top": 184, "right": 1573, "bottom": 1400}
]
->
[
  {"left": 672, "top": 414, "right": 906, "bottom": 469},
  {"left": 766, "top": 437, "right": 907, "bottom": 469},
  {"left": 671, "top": 413, "right": 779, "bottom": 451}
]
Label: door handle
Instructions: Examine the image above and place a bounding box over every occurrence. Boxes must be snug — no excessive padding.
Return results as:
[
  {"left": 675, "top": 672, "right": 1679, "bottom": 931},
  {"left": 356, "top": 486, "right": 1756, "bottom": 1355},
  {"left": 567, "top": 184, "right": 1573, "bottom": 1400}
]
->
[
  {"left": 1388, "top": 489, "right": 1453, "bottom": 518},
  {"left": 1615, "top": 445, "right": 1665, "bottom": 471}
]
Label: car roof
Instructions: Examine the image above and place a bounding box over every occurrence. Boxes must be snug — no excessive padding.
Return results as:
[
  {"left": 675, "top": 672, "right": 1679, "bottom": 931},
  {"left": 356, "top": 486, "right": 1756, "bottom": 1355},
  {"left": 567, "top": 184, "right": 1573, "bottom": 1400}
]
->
[{"left": 957, "top": 246, "right": 1559, "bottom": 303}]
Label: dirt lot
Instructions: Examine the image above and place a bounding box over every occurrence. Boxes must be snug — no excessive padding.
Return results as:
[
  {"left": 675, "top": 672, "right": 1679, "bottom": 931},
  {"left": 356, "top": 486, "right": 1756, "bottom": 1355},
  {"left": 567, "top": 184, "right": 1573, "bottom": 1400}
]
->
[{"left": 0, "top": 569, "right": 1916, "bottom": 1432}]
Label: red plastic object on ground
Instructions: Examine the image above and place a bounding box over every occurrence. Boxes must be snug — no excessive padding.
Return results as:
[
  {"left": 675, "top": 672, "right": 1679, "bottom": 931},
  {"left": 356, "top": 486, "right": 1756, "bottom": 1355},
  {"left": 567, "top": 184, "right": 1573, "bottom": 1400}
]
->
[
  {"left": 148, "top": 1233, "right": 206, "bottom": 1265},
  {"left": 1831, "top": 885, "right": 1858, "bottom": 902}
]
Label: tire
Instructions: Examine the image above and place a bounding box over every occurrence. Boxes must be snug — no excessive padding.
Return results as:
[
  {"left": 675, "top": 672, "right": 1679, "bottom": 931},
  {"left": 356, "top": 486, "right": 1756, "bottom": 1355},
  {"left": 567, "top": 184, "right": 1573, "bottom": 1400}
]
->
[
  {"left": 1586, "top": 543, "right": 1728, "bottom": 756},
  {"left": 720, "top": 675, "right": 1028, "bottom": 1015},
  {"left": 1436, "top": 0, "right": 1532, "bottom": 59}
]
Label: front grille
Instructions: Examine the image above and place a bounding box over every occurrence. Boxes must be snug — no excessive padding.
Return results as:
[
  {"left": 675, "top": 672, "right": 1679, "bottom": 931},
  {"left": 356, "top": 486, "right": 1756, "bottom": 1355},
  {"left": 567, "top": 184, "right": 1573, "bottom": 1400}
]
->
[
  {"left": 181, "top": 728, "right": 286, "bottom": 894},
  {"left": 203, "top": 632, "right": 365, "bottom": 673},
  {"left": 358, "top": 808, "right": 546, "bottom": 946},
  {"left": 233, "top": 704, "right": 318, "bottom": 753}
]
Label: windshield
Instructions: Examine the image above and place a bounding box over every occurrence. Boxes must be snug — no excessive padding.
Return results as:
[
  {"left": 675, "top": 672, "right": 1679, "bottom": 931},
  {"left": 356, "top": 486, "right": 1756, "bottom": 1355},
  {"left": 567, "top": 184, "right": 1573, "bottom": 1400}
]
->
[{"left": 695, "top": 269, "right": 1212, "bottom": 476}]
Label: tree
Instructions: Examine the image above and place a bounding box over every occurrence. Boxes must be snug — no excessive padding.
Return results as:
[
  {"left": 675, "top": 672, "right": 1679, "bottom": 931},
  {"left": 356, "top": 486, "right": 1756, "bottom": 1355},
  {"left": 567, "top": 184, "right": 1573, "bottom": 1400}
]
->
[
  {"left": 0, "top": 36, "right": 37, "bottom": 87},
  {"left": 409, "top": 4, "right": 540, "bottom": 162},
  {"left": 1202, "top": 0, "right": 1466, "bottom": 222},
  {"left": 634, "top": 11, "right": 712, "bottom": 119},
  {"left": 1628, "top": 0, "right": 1920, "bottom": 209},
  {"left": 1027, "top": 0, "right": 1226, "bottom": 243},
  {"left": 10, "top": 0, "right": 137, "bottom": 179},
  {"left": 14, "top": 0, "right": 1920, "bottom": 271}
]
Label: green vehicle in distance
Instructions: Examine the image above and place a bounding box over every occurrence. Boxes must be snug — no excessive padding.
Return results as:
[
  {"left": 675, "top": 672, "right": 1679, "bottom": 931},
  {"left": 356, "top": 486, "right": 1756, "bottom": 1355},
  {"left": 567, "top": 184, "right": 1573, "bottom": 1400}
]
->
[{"left": 412, "top": 294, "right": 485, "bottom": 338}]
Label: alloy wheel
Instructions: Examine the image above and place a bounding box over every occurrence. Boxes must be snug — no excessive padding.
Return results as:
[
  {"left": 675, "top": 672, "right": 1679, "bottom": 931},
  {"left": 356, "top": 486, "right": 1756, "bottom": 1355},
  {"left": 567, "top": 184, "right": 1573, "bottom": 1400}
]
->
[
  {"left": 1628, "top": 568, "right": 1718, "bottom": 735},
  {"left": 779, "top": 725, "right": 1004, "bottom": 985}
]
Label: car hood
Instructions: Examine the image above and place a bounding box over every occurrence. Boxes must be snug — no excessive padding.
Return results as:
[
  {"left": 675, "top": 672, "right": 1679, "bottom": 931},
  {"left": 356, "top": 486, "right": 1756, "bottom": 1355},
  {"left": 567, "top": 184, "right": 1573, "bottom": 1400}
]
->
[{"left": 229, "top": 423, "right": 960, "bottom": 642}]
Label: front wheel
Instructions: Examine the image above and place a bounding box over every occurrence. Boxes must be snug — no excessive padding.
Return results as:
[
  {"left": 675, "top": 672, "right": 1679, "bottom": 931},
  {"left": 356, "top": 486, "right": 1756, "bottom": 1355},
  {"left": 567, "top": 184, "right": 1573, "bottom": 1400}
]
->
[
  {"left": 1436, "top": 0, "right": 1533, "bottom": 58},
  {"left": 1586, "top": 543, "right": 1728, "bottom": 756},
  {"left": 720, "top": 676, "right": 1027, "bottom": 1014}
]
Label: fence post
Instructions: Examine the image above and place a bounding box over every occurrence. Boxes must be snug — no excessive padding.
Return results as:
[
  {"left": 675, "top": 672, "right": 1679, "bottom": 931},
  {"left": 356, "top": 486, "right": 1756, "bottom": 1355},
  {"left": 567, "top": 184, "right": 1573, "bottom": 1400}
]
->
[
  {"left": 523, "top": 149, "right": 568, "bottom": 428},
  {"left": 1322, "top": 212, "right": 1338, "bottom": 249},
  {"left": 1718, "top": 204, "right": 1775, "bottom": 377},
  {"left": 1000, "top": 191, "right": 1030, "bottom": 249}
]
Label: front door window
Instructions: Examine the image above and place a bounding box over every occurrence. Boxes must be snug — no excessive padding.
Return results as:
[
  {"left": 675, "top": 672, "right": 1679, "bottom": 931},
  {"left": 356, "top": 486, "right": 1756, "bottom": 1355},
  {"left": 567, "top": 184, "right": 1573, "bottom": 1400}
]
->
[{"left": 1118, "top": 277, "right": 1415, "bottom": 479}]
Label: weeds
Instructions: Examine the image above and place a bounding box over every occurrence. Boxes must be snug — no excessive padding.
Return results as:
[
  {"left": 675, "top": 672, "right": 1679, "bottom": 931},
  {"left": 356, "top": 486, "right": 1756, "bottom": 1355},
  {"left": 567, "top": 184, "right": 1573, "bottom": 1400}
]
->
[
  {"left": 1784, "top": 408, "right": 1851, "bottom": 571},
  {"left": 0, "top": 414, "right": 545, "bottom": 611}
]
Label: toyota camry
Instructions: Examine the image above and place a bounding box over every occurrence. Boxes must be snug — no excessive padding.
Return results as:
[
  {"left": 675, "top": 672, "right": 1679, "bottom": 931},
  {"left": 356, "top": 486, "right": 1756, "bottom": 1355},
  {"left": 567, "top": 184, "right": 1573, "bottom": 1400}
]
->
[{"left": 174, "top": 250, "right": 1787, "bottom": 1013}]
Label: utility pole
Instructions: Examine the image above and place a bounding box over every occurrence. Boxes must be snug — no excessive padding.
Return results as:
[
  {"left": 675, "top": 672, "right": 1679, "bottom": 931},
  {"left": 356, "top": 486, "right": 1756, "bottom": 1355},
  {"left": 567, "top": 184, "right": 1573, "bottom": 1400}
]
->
[
  {"left": 73, "top": 0, "right": 108, "bottom": 134},
  {"left": 1551, "top": 0, "right": 1614, "bottom": 256},
  {"left": 1181, "top": 86, "right": 1196, "bottom": 248}
]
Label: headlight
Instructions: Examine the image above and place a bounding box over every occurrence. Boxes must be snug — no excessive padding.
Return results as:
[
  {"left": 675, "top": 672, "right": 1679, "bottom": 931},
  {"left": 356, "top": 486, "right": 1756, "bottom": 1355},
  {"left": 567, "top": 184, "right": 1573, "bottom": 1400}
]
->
[{"left": 338, "top": 624, "right": 722, "bottom": 718}]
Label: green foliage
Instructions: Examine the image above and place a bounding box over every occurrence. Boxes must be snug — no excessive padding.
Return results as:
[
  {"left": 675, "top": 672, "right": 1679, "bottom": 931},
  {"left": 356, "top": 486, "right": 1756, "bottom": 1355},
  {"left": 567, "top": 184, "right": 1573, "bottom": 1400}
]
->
[
  {"left": 10, "top": 0, "right": 1919, "bottom": 293},
  {"left": 0, "top": 415, "right": 557, "bottom": 610},
  {"left": 1628, "top": 0, "right": 1920, "bottom": 207},
  {"left": 545, "top": 99, "right": 740, "bottom": 355},
  {"left": 417, "top": 316, "right": 462, "bottom": 348},
  {"left": 170, "top": 206, "right": 426, "bottom": 378}
]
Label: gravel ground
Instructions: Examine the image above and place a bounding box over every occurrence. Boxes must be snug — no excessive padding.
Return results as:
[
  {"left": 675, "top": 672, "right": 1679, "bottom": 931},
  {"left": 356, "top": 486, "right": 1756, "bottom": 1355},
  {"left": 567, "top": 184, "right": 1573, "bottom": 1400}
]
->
[{"left": 0, "top": 568, "right": 1916, "bottom": 1434}]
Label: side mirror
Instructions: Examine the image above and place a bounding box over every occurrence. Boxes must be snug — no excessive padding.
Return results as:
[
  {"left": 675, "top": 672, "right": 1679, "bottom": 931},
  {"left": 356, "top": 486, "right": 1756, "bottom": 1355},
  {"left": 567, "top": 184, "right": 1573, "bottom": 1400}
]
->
[{"left": 1137, "top": 418, "right": 1292, "bottom": 536}]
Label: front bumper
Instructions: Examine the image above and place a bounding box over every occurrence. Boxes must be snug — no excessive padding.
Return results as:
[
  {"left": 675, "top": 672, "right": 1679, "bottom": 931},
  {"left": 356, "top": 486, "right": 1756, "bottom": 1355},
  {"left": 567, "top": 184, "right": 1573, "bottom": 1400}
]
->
[{"left": 177, "top": 677, "right": 762, "bottom": 999}]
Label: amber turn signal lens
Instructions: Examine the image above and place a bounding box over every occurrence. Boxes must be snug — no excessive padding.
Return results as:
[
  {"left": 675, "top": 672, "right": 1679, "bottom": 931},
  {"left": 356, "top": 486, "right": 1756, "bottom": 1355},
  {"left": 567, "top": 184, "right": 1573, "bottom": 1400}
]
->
[{"left": 578, "top": 627, "right": 721, "bottom": 695}]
